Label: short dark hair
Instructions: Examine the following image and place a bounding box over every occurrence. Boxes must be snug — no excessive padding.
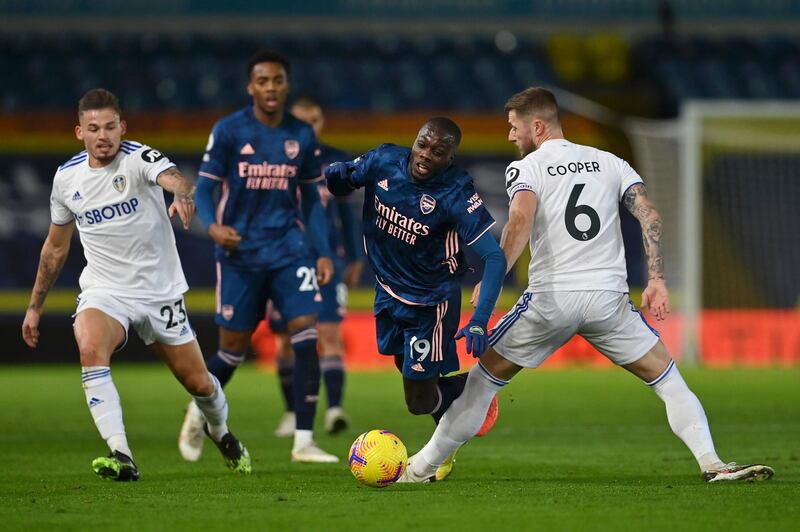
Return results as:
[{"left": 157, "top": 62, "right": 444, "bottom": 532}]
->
[
  {"left": 290, "top": 93, "right": 322, "bottom": 110},
  {"left": 78, "top": 88, "right": 121, "bottom": 118},
  {"left": 423, "top": 116, "right": 462, "bottom": 147},
  {"left": 246, "top": 50, "right": 290, "bottom": 78},
  {"left": 504, "top": 87, "right": 559, "bottom": 124}
]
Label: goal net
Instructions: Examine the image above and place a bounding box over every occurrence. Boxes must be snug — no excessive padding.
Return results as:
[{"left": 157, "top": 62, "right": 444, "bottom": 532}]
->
[{"left": 627, "top": 102, "right": 800, "bottom": 366}]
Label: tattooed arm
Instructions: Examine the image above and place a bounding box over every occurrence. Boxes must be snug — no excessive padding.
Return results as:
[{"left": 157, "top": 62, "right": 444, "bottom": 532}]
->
[
  {"left": 157, "top": 166, "right": 196, "bottom": 230},
  {"left": 22, "top": 222, "right": 75, "bottom": 348},
  {"left": 623, "top": 183, "right": 671, "bottom": 320}
]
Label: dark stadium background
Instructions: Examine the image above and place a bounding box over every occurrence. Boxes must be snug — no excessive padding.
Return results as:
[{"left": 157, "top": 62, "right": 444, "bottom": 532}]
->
[
  {"left": 0, "top": 5, "right": 798, "bottom": 532},
  {"left": 1, "top": 0, "right": 798, "bottom": 366}
]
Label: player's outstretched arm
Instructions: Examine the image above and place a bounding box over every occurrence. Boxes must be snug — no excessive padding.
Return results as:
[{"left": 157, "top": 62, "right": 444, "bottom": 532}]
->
[
  {"left": 471, "top": 190, "right": 536, "bottom": 306},
  {"left": 500, "top": 190, "right": 537, "bottom": 270},
  {"left": 22, "top": 222, "right": 74, "bottom": 348},
  {"left": 457, "top": 232, "right": 507, "bottom": 357},
  {"left": 324, "top": 162, "right": 359, "bottom": 196},
  {"left": 623, "top": 183, "right": 670, "bottom": 320},
  {"left": 157, "top": 167, "right": 195, "bottom": 230}
]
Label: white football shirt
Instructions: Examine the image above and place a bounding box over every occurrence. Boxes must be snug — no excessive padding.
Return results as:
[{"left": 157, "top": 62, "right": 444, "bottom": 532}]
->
[
  {"left": 505, "top": 139, "right": 643, "bottom": 292},
  {"left": 49, "top": 140, "right": 189, "bottom": 299}
]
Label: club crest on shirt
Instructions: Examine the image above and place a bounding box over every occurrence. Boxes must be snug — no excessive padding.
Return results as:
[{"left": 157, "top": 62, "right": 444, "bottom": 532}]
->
[
  {"left": 284, "top": 140, "right": 300, "bottom": 159},
  {"left": 112, "top": 175, "right": 126, "bottom": 193},
  {"left": 221, "top": 305, "right": 234, "bottom": 320},
  {"left": 420, "top": 194, "right": 436, "bottom": 215}
]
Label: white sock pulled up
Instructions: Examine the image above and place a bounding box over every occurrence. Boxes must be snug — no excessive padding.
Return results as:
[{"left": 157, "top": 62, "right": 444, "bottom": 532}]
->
[
  {"left": 648, "top": 360, "right": 724, "bottom": 471},
  {"left": 82, "top": 366, "right": 132, "bottom": 459},
  {"left": 414, "top": 362, "right": 508, "bottom": 477},
  {"left": 192, "top": 373, "right": 229, "bottom": 441}
]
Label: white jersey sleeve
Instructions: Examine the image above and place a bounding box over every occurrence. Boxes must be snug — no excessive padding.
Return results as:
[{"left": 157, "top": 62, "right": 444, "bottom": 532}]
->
[
  {"left": 504, "top": 160, "right": 540, "bottom": 203},
  {"left": 49, "top": 174, "right": 73, "bottom": 225},
  {"left": 128, "top": 145, "right": 176, "bottom": 185},
  {"left": 616, "top": 157, "right": 644, "bottom": 200}
]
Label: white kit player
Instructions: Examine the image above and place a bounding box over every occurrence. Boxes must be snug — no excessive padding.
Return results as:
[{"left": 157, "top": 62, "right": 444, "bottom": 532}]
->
[
  {"left": 400, "top": 87, "right": 773, "bottom": 484},
  {"left": 21, "top": 89, "right": 251, "bottom": 481}
]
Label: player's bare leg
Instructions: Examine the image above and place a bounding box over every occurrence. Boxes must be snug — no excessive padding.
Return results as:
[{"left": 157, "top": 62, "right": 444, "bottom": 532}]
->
[
  {"left": 154, "top": 339, "right": 250, "bottom": 474},
  {"left": 318, "top": 322, "right": 349, "bottom": 434},
  {"left": 273, "top": 331, "right": 296, "bottom": 437},
  {"left": 287, "top": 314, "right": 338, "bottom": 463},
  {"left": 400, "top": 347, "right": 521, "bottom": 482},
  {"left": 623, "top": 340, "right": 773, "bottom": 482},
  {"left": 401, "top": 374, "right": 441, "bottom": 416},
  {"left": 178, "top": 326, "right": 249, "bottom": 460},
  {"left": 75, "top": 309, "right": 139, "bottom": 481}
]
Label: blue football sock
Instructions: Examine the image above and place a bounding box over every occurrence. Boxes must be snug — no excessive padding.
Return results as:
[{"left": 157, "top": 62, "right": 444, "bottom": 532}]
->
[
  {"left": 291, "top": 329, "right": 320, "bottom": 431},
  {"left": 277, "top": 358, "right": 294, "bottom": 412},
  {"left": 431, "top": 372, "right": 468, "bottom": 424},
  {"left": 205, "top": 349, "right": 246, "bottom": 388},
  {"left": 320, "top": 355, "right": 345, "bottom": 408}
]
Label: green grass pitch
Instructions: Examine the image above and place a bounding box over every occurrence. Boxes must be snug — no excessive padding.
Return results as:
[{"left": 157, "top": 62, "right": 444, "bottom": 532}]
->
[{"left": 0, "top": 365, "right": 797, "bottom": 531}]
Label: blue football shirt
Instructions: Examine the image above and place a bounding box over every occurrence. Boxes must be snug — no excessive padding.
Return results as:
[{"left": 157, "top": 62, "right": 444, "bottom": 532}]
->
[
  {"left": 346, "top": 144, "right": 495, "bottom": 306},
  {"left": 199, "top": 107, "right": 322, "bottom": 270}
]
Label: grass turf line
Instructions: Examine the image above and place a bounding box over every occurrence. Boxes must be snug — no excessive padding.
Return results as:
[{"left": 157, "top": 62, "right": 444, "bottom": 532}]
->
[{"left": 0, "top": 365, "right": 797, "bottom": 531}]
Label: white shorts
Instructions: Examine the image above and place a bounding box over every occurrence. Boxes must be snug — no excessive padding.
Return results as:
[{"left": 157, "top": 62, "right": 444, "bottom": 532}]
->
[
  {"left": 74, "top": 290, "right": 196, "bottom": 348},
  {"left": 489, "top": 290, "right": 660, "bottom": 368}
]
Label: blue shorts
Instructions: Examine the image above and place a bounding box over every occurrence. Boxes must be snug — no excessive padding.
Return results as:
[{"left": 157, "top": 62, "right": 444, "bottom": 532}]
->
[
  {"left": 374, "top": 284, "right": 461, "bottom": 381},
  {"left": 268, "top": 259, "right": 346, "bottom": 332},
  {"left": 216, "top": 258, "right": 321, "bottom": 331}
]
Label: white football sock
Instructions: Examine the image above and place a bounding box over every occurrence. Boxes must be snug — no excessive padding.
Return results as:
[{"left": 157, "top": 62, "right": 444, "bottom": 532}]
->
[
  {"left": 415, "top": 362, "right": 508, "bottom": 477},
  {"left": 82, "top": 366, "right": 132, "bottom": 459},
  {"left": 648, "top": 360, "right": 724, "bottom": 471},
  {"left": 293, "top": 429, "right": 314, "bottom": 450},
  {"left": 192, "top": 373, "right": 229, "bottom": 441}
]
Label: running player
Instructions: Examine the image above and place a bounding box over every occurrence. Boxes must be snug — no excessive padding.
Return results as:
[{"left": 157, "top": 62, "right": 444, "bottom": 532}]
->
[
  {"left": 325, "top": 117, "right": 506, "bottom": 438},
  {"left": 267, "top": 94, "right": 364, "bottom": 438},
  {"left": 21, "top": 88, "right": 251, "bottom": 481},
  {"left": 400, "top": 87, "right": 774, "bottom": 483},
  {"left": 179, "top": 51, "right": 338, "bottom": 463}
]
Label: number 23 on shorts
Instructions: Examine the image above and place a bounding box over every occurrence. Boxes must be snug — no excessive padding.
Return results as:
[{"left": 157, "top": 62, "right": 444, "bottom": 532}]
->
[{"left": 160, "top": 299, "right": 187, "bottom": 330}]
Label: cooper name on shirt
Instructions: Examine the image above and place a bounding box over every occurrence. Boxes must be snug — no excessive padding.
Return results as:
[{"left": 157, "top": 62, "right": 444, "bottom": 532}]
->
[{"left": 547, "top": 161, "right": 601, "bottom": 176}]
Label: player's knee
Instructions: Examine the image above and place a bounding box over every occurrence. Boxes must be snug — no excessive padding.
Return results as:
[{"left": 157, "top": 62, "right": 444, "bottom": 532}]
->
[
  {"left": 78, "top": 342, "right": 112, "bottom": 366},
  {"left": 406, "top": 401, "right": 431, "bottom": 416},
  {"left": 404, "top": 393, "right": 435, "bottom": 416},
  {"left": 287, "top": 315, "right": 317, "bottom": 334},
  {"left": 219, "top": 328, "right": 251, "bottom": 353},
  {"left": 183, "top": 371, "right": 214, "bottom": 396}
]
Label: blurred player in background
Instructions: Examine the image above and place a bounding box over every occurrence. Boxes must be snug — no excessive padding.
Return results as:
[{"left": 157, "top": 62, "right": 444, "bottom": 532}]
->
[
  {"left": 180, "top": 51, "right": 338, "bottom": 463},
  {"left": 401, "top": 87, "right": 774, "bottom": 483},
  {"left": 22, "top": 88, "right": 251, "bottom": 481},
  {"left": 325, "top": 118, "right": 507, "bottom": 456},
  {"left": 260, "top": 94, "right": 364, "bottom": 438}
]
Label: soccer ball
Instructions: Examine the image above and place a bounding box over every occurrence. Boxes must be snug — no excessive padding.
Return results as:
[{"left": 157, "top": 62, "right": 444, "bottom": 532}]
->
[{"left": 348, "top": 429, "right": 407, "bottom": 487}]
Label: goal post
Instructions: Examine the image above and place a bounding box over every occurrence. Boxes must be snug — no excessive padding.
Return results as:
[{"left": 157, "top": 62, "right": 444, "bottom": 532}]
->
[{"left": 628, "top": 101, "right": 800, "bottom": 366}]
